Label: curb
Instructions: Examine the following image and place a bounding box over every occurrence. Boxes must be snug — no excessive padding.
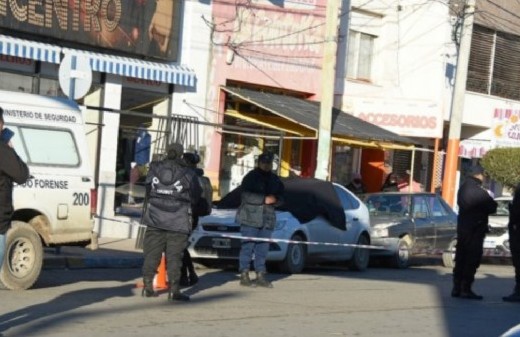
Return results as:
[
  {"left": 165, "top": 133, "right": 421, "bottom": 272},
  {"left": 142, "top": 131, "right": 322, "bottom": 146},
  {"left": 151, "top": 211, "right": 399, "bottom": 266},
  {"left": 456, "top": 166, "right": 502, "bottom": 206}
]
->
[{"left": 44, "top": 256, "right": 144, "bottom": 270}]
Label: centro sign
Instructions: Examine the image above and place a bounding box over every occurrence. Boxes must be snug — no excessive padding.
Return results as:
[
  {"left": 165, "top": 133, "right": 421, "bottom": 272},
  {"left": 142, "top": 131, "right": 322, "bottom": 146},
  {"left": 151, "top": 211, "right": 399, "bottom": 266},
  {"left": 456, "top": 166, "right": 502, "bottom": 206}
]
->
[{"left": 0, "top": 0, "right": 121, "bottom": 31}]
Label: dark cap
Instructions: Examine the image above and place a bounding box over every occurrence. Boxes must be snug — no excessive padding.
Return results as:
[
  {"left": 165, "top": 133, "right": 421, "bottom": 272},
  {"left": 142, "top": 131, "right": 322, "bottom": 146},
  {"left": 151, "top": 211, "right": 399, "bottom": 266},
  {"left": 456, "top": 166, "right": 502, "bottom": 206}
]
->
[
  {"left": 183, "top": 152, "right": 200, "bottom": 166},
  {"left": 258, "top": 152, "right": 274, "bottom": 164},
  {"left": 166, "top": 142, "right": 183, "bottom": 159},
  {"left": 467, "top": 165, "right": 485, "bottom": 176}
]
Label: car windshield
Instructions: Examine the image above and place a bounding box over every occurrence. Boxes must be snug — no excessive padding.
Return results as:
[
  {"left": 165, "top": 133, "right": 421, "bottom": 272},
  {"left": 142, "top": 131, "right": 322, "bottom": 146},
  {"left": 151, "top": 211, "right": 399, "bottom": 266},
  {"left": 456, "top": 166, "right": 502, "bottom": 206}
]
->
[
  {"left": 494, "top": 199, "right": 510, "bottom": 216},
  {"left": 365, "top": 194, "right": 410, "bottom": 216}
]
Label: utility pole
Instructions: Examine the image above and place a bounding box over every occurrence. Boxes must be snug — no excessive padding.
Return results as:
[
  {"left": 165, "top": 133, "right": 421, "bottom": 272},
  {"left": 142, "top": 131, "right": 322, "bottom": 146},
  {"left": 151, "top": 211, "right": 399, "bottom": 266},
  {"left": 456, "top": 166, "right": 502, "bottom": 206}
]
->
[
  {"left": 442, "top": 0, "right": 476, "bottom": 206},
  {"left": 315, "top": 0, "right": 341, "bottom": 181}
]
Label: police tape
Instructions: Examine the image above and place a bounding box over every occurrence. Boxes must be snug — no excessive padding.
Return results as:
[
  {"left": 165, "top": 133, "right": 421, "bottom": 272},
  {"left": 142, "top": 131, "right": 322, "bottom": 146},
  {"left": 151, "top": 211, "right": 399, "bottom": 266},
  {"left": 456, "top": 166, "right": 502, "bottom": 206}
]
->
[
  {"left": 95, "top": 215, "right": 388, "bottom": 250},
  {"left": 94, "top": 215, "right": 514, "bottom": 256},
  {"left": 216, "top": 233, "right": 388, "bottom": 250}
]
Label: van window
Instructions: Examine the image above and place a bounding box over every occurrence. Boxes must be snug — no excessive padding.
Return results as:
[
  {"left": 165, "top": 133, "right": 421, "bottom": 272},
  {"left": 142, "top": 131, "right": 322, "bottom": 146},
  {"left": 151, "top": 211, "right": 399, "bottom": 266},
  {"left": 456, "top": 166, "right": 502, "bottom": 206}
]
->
[{"left": 20, "top": 127, "right": 80, "bottom": 166}]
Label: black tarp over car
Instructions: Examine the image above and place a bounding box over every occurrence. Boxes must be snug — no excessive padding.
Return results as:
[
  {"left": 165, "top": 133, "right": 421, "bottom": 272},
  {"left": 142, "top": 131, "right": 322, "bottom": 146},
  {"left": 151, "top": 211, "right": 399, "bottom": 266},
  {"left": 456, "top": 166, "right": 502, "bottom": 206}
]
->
[{"left": 215, "top": 177, "right": 346, "bottom": 230}]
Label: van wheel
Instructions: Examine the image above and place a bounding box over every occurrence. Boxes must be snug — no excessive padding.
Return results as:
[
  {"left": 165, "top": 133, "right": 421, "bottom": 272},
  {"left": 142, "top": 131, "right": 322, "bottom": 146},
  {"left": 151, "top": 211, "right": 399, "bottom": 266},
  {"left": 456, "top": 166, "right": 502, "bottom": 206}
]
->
[
  {"left": 442, "top": 238, "right": 457, "bottom": 268},
  {"left": 0, "top": 221, "right": 43, "bottom": 290}
]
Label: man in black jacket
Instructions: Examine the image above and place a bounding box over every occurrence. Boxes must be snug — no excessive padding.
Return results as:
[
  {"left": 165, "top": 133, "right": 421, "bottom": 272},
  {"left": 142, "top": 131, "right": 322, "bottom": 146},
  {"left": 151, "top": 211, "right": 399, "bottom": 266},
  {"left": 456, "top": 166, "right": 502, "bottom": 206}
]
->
[
  {"left": 0, "top": 108, "right": 30, "bottom": 268},
  {"left": 452, "top": 165, "right": 497, "bottom": 300},
  {"left": 503, "top": 183, "right": 520, "bottom": 302},
  {"left": 141, "top": 142, "right": 201, "bottom": 302},
  {"left": 237, "top": 152, "right": 284, "bottom": 288}
]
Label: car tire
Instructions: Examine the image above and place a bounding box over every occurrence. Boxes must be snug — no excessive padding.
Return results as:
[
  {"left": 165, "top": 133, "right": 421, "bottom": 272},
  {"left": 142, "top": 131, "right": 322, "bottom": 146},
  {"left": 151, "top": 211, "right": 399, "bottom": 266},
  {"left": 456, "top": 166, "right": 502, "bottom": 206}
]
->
[
  {"left": 390, "top": 238, "right": 411, "bottom": 269},
  {"left": 0, "top": 221, "right": 43, "bottom": 290},
  {"left": 279, "top": 234, "right": 306, "bottom": 274},
  {"left": 348, "top": 234, "right": 370, "bottom": 271},
  {"left": 442, "top": 238, "right": 457, "bottom": 268}
]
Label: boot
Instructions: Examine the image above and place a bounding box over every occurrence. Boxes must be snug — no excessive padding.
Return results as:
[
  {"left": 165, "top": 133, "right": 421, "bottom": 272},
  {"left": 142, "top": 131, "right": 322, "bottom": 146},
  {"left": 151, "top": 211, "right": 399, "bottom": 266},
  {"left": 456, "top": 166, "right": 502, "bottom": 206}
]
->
[
  {"left": 460, "top": 281, "right": 483, "bottom": 300},
  {"left": 168, "top": 284, "right": 190, "bottom": 302},
  {"left": 239, "top": 270, "right": 256, "bottom": 287},
  {"left": 451, "top": 279, "right": 461, "bottom": 298},
  {"left": 255, "top": 271, "right": 273, "bottom": 288},
  {"left": 179, "top": 270, "right": 190, "bottom": 287},
  {"left": 141, "top": 276, "right": 158, "bottom": 298},
  {"left": 189, "top": 272, "right": 199, "bottom": 286},
  {"left": 503, "top": 284, "right": 520, "bottom": 302}
]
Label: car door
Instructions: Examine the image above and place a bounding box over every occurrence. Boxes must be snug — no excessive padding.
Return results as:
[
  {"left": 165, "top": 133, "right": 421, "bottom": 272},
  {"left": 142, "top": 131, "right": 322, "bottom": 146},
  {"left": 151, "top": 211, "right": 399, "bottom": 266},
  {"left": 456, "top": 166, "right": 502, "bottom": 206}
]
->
[
  {"left": 303, "top": 186, "right": 354, "bottom": 259},
  {"left": 411, "top": 195, "right": 435, "bottom": 253},
  {"left": 429, "top": 195, "right": 457, "bottom": 252}
]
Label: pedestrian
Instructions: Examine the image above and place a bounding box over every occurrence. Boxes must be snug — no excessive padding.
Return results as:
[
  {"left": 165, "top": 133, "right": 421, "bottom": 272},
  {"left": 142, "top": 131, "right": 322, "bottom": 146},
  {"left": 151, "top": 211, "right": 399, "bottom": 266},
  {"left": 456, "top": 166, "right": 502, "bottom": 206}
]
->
[
  {"left": 452, "top": 165, "right": 497, "bottom": 300},
  {"left": 381, "top": 173, "right": 399, "bottom": 192},
  {"left": 503, "top": 182, "right": 520, "bottom": 302},
  {"left": 0, "top": 107, "right": 30, "bottom": 268},
  {"left": 237, "top": 152, "right": 284, "bottom": 288},
  {"left": 346, "top": 172, "right": 366, "bottom": 195},
  {"left": 141, "top": 142, "right": 202, "bottom": 302},
  {"left": 398, "top": 170, "right": 424, "bottom": 192},
  {"left": 179, "top": 151, "right": 213, "bottom": 287}
]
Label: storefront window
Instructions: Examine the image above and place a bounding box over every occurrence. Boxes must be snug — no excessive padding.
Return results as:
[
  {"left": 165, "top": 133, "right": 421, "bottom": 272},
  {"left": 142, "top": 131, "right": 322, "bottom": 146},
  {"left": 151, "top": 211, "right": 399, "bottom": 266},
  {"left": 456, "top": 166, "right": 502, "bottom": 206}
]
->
[{"left": 0, "top": 71, "right": 33, "bottom": 93}]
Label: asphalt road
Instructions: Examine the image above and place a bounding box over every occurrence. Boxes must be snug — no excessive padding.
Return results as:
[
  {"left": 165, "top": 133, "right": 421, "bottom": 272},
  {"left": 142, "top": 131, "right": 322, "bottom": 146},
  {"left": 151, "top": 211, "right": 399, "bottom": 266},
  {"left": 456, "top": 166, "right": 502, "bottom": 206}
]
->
[{"left": 1, "top": 262, "right": 519, "bottom": 337}]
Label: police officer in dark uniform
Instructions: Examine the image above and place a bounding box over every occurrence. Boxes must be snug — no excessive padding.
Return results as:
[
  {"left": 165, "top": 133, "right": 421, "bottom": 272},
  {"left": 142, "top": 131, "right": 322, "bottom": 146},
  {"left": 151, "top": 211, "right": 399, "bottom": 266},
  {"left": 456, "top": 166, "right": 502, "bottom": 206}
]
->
[
  {"left": 503, "top": 183, "right": 520, "bottom": 302},
  {"left": 452, "top": 165, "right": 497, "bottom": 300},
  {"left": 141, "top": 142, "right": 201, "bottom": 302}
]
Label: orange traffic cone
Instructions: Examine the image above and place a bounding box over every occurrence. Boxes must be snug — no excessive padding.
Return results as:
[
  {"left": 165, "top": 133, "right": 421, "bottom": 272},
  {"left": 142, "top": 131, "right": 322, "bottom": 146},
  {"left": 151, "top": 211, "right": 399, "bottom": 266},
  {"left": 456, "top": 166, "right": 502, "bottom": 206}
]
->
[
  {"left": 135, "top": 253, "right": 169, "bottom": 290},
  {"left": 153, "top": 254, "right": 169, "bottom": 290}
]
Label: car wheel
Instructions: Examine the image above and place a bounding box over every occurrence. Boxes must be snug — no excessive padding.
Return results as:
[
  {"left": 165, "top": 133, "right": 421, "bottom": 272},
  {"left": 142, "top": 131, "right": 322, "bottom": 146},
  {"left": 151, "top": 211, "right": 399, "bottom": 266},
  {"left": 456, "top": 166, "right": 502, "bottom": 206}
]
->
[
  {"left": 348, "top": 234, "right": 370, "bottom": 271},
  {"left": 0, "top": 221, "right": 43, "bottom": 290},
  {"left": 442, "top": 238, "right": 457, "bottom": 268},
  {"left": 390, "top": 238, "right": 411, "bottom": 269},
  {"left": 279, "top": 234, "right": 306, "bottom": 274}
]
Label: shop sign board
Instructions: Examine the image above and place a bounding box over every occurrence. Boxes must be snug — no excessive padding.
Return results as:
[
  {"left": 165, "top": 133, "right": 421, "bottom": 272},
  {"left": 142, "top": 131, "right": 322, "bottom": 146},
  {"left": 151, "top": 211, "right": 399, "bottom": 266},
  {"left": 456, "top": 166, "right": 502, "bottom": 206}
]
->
[{"left": 0, "top": 0, "right": 182, "bottom": 61}]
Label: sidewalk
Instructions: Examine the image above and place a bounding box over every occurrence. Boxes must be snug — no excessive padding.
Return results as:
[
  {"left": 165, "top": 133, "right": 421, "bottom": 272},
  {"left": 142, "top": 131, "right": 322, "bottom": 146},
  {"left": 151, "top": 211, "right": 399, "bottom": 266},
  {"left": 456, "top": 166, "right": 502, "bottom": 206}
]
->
[{"left": 43, "top": 237, "right": 144, "bottom": 270}]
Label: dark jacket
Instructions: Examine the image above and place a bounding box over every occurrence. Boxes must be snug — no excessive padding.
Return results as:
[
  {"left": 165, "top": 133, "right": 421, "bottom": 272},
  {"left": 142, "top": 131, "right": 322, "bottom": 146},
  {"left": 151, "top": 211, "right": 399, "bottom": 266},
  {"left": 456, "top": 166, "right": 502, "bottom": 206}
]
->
[
  {"left": 509, "top": 183, "right": 520, "bottom": 227},
  {"left": 142, "top": 158, "right": 202, "bottom": 234},
  {"left": 0, "top": 142, "right": 30, "bottom": 234},
  {"left": 236, "top": 167, "right": 284, "bottom": 229},
  {"left": 457, "top": 176, "right": 498, "bottom": 235}
]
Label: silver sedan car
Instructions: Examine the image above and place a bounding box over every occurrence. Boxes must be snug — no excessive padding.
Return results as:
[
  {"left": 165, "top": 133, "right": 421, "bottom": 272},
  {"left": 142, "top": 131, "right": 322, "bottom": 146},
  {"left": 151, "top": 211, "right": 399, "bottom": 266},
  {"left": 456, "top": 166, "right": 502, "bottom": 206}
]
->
[{"left": 188, "top": 179, "right": 372, "bottom": 273}]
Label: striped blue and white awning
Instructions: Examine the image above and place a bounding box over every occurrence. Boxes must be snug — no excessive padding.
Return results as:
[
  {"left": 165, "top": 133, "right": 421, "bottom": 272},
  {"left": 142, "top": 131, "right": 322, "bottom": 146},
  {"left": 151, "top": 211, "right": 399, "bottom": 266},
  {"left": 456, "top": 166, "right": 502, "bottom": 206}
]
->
[
  {"left": 0, "top": 35, "right": 61, "bottom": 64},
  {"left": 62, "top": 49, "right": 196, "bottom": 87},
  {"left": 0, "top": 35, "right": 196, "bottom": 87}
]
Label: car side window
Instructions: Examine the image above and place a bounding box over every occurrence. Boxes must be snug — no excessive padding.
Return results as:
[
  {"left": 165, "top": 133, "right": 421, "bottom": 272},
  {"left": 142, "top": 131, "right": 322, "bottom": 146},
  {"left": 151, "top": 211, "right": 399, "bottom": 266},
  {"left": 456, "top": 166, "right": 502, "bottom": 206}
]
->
[
  {"left": 430, "top": 196, "right": 448, "bottom": 217},
  {"left": 334, "top": 186, "right": 359, "bottom": 210},
  {"left": 412, "top": 196, "right": 429, "bottom": 219}
]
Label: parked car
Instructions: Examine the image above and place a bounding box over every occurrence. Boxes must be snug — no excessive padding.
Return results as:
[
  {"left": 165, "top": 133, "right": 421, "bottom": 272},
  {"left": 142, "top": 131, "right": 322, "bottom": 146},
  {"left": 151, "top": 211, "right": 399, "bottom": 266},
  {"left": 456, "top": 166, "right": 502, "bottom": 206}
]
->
[
  {"left": 188, "top": 178, "right": 372, "bottom": 273},
  {"left": 362, "top": 192, "right": 457, "bottom": 268},
  {"left": 482, "top": 196, "right": 512, "bottom": 258}
]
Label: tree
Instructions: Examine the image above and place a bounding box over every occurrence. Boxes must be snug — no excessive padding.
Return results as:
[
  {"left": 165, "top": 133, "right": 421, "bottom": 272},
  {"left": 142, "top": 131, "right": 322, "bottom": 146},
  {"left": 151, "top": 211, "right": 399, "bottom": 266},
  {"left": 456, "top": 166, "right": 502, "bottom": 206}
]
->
[{"left": 480, "top": 148, "right": 520, "bottom": 189}]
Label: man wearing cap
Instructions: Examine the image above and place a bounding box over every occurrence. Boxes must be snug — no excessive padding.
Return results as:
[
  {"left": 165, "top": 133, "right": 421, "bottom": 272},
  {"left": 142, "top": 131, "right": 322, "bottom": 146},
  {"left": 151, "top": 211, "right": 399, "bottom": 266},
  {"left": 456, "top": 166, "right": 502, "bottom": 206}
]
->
[
  {"left": 236, "top": 152, "right": 284, "bottom": 288},
  {"left": 452, "top": 165, "right": 497, "bottom": 300},
  {"left": 141, "top": 142, "right": 202, "bottom": 302},
  {"left": 0, "top": 107, "right": 30, "bottom": 270}
]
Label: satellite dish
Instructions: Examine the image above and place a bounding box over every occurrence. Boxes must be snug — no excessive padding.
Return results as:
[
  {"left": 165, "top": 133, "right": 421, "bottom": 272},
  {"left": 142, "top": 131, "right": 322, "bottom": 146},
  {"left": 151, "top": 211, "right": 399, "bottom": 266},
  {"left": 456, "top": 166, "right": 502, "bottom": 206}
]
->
[{"left": 59, "top": 54, "right": 93, "bottom": 100}]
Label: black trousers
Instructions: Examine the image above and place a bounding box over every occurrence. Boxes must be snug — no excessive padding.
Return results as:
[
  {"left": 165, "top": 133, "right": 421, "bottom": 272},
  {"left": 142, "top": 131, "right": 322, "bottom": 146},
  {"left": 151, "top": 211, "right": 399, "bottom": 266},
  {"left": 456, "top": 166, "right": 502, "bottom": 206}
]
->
[
  {"left": 509, "top": 224, "right": 520, "bottom": 285},
  {"left": 453, "top": 229, "right": 485, "bottom": 284},
  {"left": 142, "top": 227, "right": 188, "bottom": 288}
]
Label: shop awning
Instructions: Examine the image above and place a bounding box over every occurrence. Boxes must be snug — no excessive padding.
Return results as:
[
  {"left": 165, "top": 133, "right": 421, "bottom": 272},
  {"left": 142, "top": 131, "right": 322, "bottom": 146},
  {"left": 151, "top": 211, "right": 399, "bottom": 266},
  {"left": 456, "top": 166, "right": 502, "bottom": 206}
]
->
[
  {"left": 63, "top": 49, "right": 196, "bottom": 87},
  {"left": 0, "top": 34, "right": 61, "bottom": 64},
  {"left": 221, "top": 86, "right": 417, "bottom": 149}
]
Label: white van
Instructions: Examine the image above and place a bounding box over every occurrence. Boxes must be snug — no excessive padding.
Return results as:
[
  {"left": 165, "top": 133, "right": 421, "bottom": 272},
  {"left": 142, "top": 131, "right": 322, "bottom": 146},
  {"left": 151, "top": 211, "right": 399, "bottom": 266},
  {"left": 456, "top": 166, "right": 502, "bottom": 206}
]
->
[{"left": 1, "top": 90, "right": 97, "bottom": 290}]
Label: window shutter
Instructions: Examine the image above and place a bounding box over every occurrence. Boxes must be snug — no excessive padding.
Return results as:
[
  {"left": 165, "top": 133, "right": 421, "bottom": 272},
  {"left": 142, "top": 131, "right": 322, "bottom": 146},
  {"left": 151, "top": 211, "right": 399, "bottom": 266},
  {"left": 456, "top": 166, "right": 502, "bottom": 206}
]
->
[
  {"left": 467, "top": 25, "right": 494, "bottom": 94},
  {"left": 491, "top": 31, "right": 520, "bottom": 100}
]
